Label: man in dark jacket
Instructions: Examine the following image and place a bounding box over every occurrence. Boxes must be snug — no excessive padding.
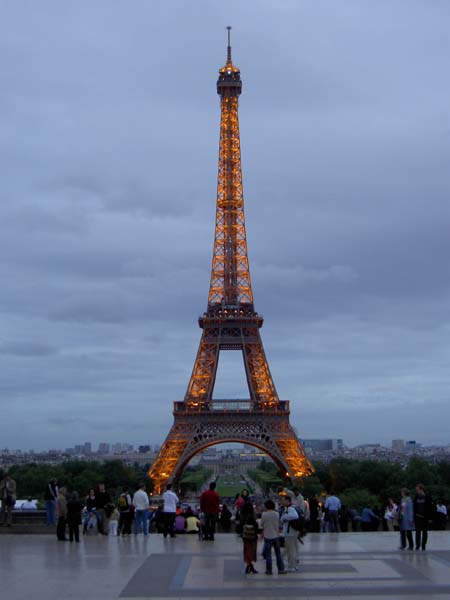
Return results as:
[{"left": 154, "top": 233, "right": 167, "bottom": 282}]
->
[
  {"left": 414, "top": 483, "right": 434, "bottom": 551},
  {"left": 96, "top": 482, "right": 111, "bottom": 535},
  {"left": 308, "top": 495, "right": 320, "bottom": 533},
  {"left": 200, "top": 482, "right": 221, "bottom": 541},
  {"left": 0, "top": 473, "right": 17, "bottom": 527},
  {"left": 44, "top": 478, "right": 59, "bottom": 526}
]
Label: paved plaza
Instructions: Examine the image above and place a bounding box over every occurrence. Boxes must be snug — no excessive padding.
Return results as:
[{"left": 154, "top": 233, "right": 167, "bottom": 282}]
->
[{"left": 2, "top": 531, "right": 450, "bottom": 600}]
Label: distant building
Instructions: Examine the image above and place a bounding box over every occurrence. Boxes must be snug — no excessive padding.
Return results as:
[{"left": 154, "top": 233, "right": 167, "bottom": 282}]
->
[
  {"left": 405, "top": 440, "right": 418, "bottom": 453},
  {"left": 302, "top": 439, "right": 343, "bottom": 452},
  {"left": 83, "top": 442, "right": 92, "bottom": 454},
  {"left": 392, "top": 439, "right": 405, "bottom": 452},
  {"left": 98, "top": 443, "right": 110, "bottom": 454},
  {"left": 111, "top": 443, "right": 133, "bottom": 454},
  {"left": 139, "top": 445, "right": 151, "bottom": 453}
]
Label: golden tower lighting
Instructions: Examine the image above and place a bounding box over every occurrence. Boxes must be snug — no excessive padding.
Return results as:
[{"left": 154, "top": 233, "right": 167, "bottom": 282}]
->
[{"left": 149, "top": 28, "right": 313, "bottom": 494}]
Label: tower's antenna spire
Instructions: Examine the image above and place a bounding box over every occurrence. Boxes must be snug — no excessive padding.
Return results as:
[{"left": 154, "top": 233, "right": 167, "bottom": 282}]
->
[{"left": 226, "top": 25, "right": 232, "bottom": 64}]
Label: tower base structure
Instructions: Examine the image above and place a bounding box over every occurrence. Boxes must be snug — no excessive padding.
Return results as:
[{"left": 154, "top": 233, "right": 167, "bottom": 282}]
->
[{"left": 149, "top": 400, "right": 313, "bottom": 494}]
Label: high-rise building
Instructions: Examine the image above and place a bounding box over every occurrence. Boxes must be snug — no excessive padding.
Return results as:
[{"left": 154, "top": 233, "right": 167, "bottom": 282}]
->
[
  {"left": 98, "top": 443, "right": 110, "bottom": 454},
  {"left": 405, "top": 440, "right": 417, "bottom": 453},
  {"left": 392, "top": 439, "right": 405, "bottom": 452}
]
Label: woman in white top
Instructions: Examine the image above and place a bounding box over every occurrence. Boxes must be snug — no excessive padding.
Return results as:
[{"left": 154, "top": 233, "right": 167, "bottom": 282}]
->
[{"left": 261, "top": 499, "right": 286, "bottom": 575}]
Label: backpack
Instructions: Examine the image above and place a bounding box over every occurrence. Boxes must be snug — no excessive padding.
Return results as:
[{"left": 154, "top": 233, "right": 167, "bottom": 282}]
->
[
  {"left": 118, "top": 494, "right": 129, "bottom": 511},
  {"left": 288, "top": 508, "right": 304, "bottom": 532},
  {"left": 242, "top": 523, "right": 256, "bottom": 540}
]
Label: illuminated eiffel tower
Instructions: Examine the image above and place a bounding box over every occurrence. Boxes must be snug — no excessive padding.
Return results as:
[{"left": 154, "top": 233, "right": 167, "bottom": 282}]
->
[{"left": 149, "top": 28, "right": 313, "bottom": 493}]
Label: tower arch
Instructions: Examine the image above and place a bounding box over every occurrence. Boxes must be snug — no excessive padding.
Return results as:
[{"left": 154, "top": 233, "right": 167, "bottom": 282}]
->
[{"left": 171, "top": 438, "right": 289, "bottom": 486}]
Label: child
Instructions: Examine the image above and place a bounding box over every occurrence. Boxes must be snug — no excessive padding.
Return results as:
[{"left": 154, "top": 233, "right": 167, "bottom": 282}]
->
[{"left": 108, "top": 505, "right": 120, "bottom": 536}]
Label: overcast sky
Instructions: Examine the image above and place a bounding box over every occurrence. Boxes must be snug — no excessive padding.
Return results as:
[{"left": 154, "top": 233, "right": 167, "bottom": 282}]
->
[{"left": 1, "top": 1, "right": 450, "bottom": 452}]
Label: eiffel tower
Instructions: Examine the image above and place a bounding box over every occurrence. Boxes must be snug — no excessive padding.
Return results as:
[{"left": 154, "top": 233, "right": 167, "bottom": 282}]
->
[{"left": 149, "top": 28, "right": 313, "bottom": 494}]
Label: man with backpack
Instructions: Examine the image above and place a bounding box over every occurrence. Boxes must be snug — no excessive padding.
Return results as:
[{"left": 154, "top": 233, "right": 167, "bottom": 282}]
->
[
  {"left": 118, "top": 486, "right": 132, "bottom": 536},
  {"left": 280, "top": 495, "right": 300, "bottom": 572},
  {"left": 283, "top": 486, "right": 306, "bottom": 563}
]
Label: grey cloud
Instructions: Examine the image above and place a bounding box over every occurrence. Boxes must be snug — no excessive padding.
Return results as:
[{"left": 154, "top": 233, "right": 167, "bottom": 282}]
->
[
  {"left": 1, "top": 1, "right": 450, "bottom": 450},
  {"left": 0, "top": 341, "right": 59, "bottom": 357}
]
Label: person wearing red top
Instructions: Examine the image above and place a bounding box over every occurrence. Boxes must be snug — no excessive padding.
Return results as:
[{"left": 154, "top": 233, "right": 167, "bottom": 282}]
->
[{"left": 200, "top": 482, "right": 221, "bottom": 541}]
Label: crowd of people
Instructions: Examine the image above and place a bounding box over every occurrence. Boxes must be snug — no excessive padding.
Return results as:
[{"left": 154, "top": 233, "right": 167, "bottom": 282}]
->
[{"left": 1, "top": 472, "right": 449, "bottom": 568}]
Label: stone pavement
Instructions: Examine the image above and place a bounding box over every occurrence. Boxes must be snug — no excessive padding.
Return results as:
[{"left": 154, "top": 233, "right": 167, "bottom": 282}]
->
[{"left": 2, "top": 531, "right": 450, "bottom": 600}]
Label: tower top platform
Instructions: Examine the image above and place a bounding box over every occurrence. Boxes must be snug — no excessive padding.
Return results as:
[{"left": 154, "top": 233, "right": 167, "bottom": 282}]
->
[{"left": 217, "top": 26, "right": 242, "bottom": 95}]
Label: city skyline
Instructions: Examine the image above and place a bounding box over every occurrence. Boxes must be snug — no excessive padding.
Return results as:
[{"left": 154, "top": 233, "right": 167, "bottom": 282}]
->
[{"left": 1, "top": 2, "right": 450, "bottom": 450}]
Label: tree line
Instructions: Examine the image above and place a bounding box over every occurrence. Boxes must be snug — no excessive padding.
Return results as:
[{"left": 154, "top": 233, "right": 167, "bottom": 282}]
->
[
  {"left": 249, "top": 457, "right": 450, "bottom": 510},
  {"left": 2, "top": 457, "right": 450, "bottom": 510},
  {"left": 0, "top": 460, "right": 149, "bottom": 502}
]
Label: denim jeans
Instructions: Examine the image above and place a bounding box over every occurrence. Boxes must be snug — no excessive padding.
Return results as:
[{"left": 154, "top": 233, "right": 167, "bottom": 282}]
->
[
  {"left": 45, "top": 500, "right": 56, "bottom": 526},
  {"left": 328, "top": 510, "right": 340, "bottom": 532},
  {"left": 263, "top": 537, "right": 285, "bottom": 573},
  {"left": 134, "top": 510, "right": 148, "bottom": 535}
]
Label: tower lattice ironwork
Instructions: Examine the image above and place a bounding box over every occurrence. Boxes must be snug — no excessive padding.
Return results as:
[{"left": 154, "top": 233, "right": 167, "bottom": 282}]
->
[{"left": 149, "top": 29, "right": 313, "bottom": 493}]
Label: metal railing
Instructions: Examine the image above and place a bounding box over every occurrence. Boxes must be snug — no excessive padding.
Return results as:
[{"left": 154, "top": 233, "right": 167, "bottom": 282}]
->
[{"left": 173, "top": 400, "right": 290, "bottom": 414}]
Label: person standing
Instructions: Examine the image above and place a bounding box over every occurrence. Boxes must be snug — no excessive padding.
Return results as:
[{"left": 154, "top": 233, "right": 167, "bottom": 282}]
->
[
  {"left": 280, "top": 495, "right": 299, "bottom": 572},
  {"left": 284, "top": 487, "right": 305, "bottom": 561},
  {"left": 83, "top": 488, "right": 96, "bottom": 534},
  {"left": 325, "top": 492, "right": 341, "bottom": 533},
  {"left": 108, "top": 505, "right": 120, "bottom": 536},
  {"left": 162, "top": 483, "right": 179, "bottom": 538},
  {"left": 118, "top": 486, "right": 132, "bottom": 536},
  {"left": 399, "top": 488, "right": 414, "bottom": 551},
  {"left": 361, "top": 506, "right": 379, "bottom": 532},
  {"left": 261, "top": 499, "right": 286, "bottom": 575},
  {"left": 220, "top": 503, "right": 232, "bottom": 532},
  {"left": 308, "top": 495, "right": 320, "bottom": 533},
  {"left": 199, "top": 482, "right": 221, "bottom": 541},
  {"left": 241, "top": 501, "right": 258, "bottom": 574},
  {"left": 0, "top": 473, "right": 17, "bottom": 527},
  {"left": 67, "top": 491, "right": 83, "bottom": 543},
  {"left": 414, "top": 483, "right": 433, "bottom": 551},
  {"left": 384, "top": 499, "right": 398, "bottom": 532},
  {"left": 283, "top": 487, "right": 305, "bottom": 513},
  {"left": 133, "top": 483, "right": 150, "bottom": 536},
  {"left": 96, "top": 482, "right": 111, "bottom": 535},
  {"left": 56, "top": 487, "right": 68, "bottom": 541},
  {"left": 44, "top": 478, "right": 58, "bottom": 526}
]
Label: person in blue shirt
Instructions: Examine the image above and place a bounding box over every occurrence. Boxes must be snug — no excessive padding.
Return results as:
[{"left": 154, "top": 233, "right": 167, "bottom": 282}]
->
[
  {"left": 325, "top": 493, "right": 341, "bottom": 533},
  {"left": 361, "top": 506, "right": 379, "bottom": 532}
]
